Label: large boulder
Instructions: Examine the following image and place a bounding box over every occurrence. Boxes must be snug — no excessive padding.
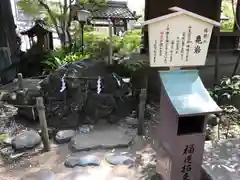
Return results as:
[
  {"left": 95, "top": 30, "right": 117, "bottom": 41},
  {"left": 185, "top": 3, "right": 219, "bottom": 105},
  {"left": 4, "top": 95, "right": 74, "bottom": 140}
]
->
[
  {"left": 40, "top": 59, "right": 132, "bottom": 128},
  {"left": 64, "top": 154, "right": 101, "bottom": 168},
  {"left": 70, "top": 125, "right": 134, "bottom": 151},
  {"left": 55, "top": 130, "right": 75, "bottom": 144},
  {"left": 11, "top": 130, "right": 41, "bottom": 150}
]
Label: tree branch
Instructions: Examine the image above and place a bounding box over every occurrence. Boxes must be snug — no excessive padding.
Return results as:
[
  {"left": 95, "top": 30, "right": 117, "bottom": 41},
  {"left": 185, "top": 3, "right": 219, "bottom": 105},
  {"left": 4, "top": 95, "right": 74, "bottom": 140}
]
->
[
  {"left": 66, "top": 0, "right": 73, "bottom": 47},
  {"left": 67, "top": 0, "right": 73, "bottom": 28},
  {"left": 63, "top": 0, "right": 68, "bottom": 15},
  {"left": 37, "top": 0, "right": 60, "bottom": 36},
  {"left": 58, "top": 1, "right": 64, "bottom": 15}
]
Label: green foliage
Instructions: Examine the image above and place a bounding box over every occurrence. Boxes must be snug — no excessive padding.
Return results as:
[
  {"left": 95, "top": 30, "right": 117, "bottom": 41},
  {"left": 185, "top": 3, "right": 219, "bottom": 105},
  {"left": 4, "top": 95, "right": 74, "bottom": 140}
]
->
[
  {"left": 17, "top": 0, "right": 60, "bottom": 22},
  {"left": 17, "top": 0, "right": 73, "bottom": 46},
  {"left": 83, "top": 31, "right": 109, "bottom": 58},
  {"left": 17, "top": 0, "right": 106, "bottom": 26},
  {"left": 209, "top": 75, "right": 240, "bottom": 103},
  {"left": 222, "top": 105, "right": 239, "bottom": 114},
  {"left": 0, "top": 133, "right": 8, "bottom": 145},
  {"left": 42, "top": 48, "right": 89, "bottom": 72},
  {"left": 209, "top": 75, "right": 240, "bottom": 138},
  {"left": 63, "top": 52, "right": 89, "bottom": 62},
  {"left": 17, "top": 0, "right": 106, "bottom": 46},
  {"left": 221, "top": 0, "right": 235, "bottom": 32},
  {"left": 123, "top": 59, "right": 147, "bottom": 72},
  {"left": 43, "top": 56, "right": 62, "bottom": 71},
  {"left": 209, "top": 75, "right": 240, "bottom": 124},
  {"left": 17, "top": 0, "right": 43, "bottom": 17},
  {"left": 72, "top": 29, "right": 141, "bottom": 59},
  {"left": 82, "top": 29, "right": 142, "bottom": 72},
  {"left": 79, "top": 0, "right": 106, "bottom": 10},
  {"left": 118, "top": 29, "right": 141, "bottom": 55}
]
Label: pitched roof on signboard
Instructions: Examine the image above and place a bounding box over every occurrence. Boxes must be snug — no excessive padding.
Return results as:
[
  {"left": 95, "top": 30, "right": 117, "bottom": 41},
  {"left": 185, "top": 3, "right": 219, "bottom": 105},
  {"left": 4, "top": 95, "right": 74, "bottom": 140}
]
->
[
  {"left": 143, "top": 6, "right": 220, "bottom": 27},
  {"left": 159, "top": 70, "right": 222, "bottom": 116}
]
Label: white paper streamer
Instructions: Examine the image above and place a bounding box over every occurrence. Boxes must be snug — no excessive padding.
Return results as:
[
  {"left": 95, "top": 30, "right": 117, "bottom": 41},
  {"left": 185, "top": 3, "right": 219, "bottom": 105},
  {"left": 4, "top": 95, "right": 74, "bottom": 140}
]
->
[
  {"left": 97, "top": 76, "right": 102, "bottom": 94},
  {"left": 60, "top": 74, "right": 66, "bottom": 92},
  {"left": 112, "top": 73, "right": 121, "bottom": 87}
]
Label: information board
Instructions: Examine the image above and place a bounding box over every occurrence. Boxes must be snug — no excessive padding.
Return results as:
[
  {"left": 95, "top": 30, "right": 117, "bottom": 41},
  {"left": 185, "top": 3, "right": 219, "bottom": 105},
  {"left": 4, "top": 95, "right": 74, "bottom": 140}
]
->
[{"left": 143, "top": 7, "right": 220, "bottom": 67}]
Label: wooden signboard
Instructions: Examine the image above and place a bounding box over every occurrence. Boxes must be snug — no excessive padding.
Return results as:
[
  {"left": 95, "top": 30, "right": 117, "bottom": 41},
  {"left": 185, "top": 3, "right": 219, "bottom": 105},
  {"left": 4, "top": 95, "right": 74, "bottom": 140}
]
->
[{"left": 143, "top": 7, "right": 220, "bottom": 67}]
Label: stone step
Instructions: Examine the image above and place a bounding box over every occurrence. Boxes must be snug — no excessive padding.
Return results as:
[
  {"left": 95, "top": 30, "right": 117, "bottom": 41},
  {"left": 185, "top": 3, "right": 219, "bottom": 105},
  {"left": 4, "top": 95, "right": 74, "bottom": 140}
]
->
[{"left": 202, "top": 138, "right": 240, "bottom": 180}]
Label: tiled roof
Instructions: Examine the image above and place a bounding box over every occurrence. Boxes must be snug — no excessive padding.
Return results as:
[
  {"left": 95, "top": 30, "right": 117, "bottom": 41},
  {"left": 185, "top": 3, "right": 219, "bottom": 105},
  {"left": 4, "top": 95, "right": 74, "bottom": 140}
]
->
[
  {"left": 73, "top": 1, "right": 137, "bottom": 20},
  {"left": 92, "top": 1, "right": 136, "bottom": 19},
  {"left": 20, "top": 20, "right": 51, "bottom": 36}
]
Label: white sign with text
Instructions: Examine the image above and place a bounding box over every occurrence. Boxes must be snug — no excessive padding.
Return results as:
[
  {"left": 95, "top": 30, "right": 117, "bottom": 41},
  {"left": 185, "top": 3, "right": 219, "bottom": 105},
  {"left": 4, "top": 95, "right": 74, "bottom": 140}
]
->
[{"left": 144, "top": 7, "right": 219, "bottom": 67}]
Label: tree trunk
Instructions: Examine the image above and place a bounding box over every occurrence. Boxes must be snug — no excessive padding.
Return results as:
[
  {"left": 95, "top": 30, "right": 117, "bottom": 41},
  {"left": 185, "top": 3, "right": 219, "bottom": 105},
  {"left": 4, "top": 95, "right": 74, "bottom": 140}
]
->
[{"left": 38, "top": 0, "right": 72, "bottom": 49}]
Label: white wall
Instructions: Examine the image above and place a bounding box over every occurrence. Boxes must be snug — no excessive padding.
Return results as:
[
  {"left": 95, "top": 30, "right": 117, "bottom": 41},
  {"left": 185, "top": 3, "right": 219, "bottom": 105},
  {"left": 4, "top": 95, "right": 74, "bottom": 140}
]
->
[
  {"left": 10, "top": 0, "right": 33, "bottom": 51},
  {"left": 92, "top": 19, "right": 114, "bottom": 35}
]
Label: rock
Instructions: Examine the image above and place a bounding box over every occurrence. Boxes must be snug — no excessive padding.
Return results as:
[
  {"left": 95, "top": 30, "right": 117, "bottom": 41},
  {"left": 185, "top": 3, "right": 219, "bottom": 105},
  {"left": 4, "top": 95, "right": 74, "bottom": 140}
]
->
[
  {"left": 83, "top": 93, "right": 116, "bottom": 122},
  {"left": 125, "top": 117, "right": 138, "bottom": 126},
  {"left": 65, "top": 154, "right": 101, "bottom": 168},
  {"left": 78, "top": 125, "right": 94, "bottom": 134},
  {"left": 130, "top": 111, "right": 137, "bottom": 118},
  {"left": 11, "top": 130, "right": 41, "bottom": 150},
  {"left": 150, "top": 174, "right": 164, "bottom": 180},
  {"left": 70, "top": 125, "right": 134, "bottom": 151},
  {"left": 203, "top": 138, "right": 240, "bottom": 180},
  {"left": 106, "top": 155, "right": 134, "bottom": 166},
  {"left": 206, "top": 125, "right": 220, "bottom": 141},
  {"left": 39, "top": 59, "right": 131, "bottom": 128},
  {"left": 206, "top": 114, "right": 219, "bottom": 126},
  {"left": 55, "top": 130, "right": 75, "bottom": 144},
  {"left": 21, "top": 170, "right": 55, "bottom": 180}
]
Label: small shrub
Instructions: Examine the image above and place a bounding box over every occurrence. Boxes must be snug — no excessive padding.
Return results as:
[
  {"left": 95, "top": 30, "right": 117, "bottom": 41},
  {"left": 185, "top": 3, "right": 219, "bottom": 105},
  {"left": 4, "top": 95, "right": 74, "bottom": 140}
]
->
[
  {"left": 72, "top": 29, "right": 141, "bottom": 59},
  {"left": 119, "top": 29, "right": 141, "bottom": 54},
  {"left": 84, "top": 31, "right": 109, "bottom": 59},
  {"left": 209, "top": 75, "right": 240, "bottom": 139},
  {"left": 42, "top": 49, "right": 89, "bottom": 73},
  {"left": 209, "top": 75, "right": 240, "bottom": 104},
  {"left": 63, "top": 52, "right": 89, "bottom": 63}
]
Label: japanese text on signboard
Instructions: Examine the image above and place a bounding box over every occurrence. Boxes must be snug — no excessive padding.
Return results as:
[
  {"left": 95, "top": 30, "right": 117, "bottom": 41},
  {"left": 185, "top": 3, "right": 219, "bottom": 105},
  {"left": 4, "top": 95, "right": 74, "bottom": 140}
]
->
[
  {"left": 181, "top": 144, "right": 195, "bottom": 180},
  {"left": 157, "top": 25, "right": 209, "bottom": 64}
]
